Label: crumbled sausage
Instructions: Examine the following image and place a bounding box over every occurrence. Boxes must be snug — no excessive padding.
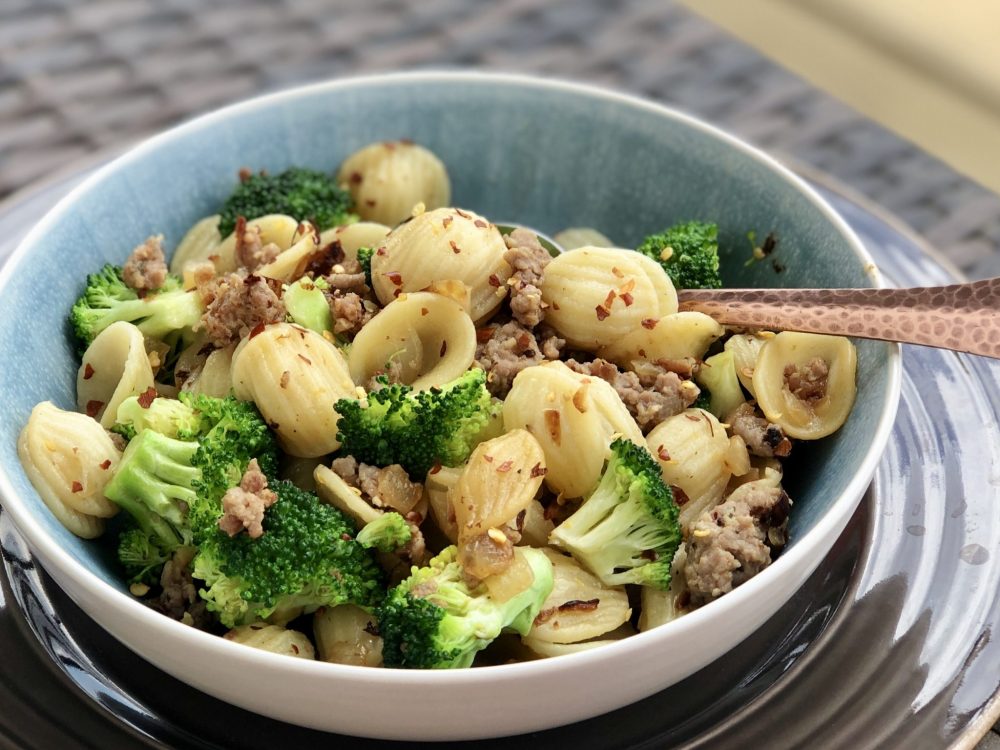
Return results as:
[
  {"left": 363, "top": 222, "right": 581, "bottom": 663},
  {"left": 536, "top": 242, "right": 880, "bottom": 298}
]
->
[
  {"left": 727, "top": 402, "right": 792, "bottom": 457},
  {"left": 503, "top": 229, "right": 551, "bottom": 328},
  {"left": 198, "top": 272, "right": 286, "bottom": 346},
  {"left": 234, "top": 216, "right": 281, "bottom": 272},
  {"left": 330, "top": 455, "right": 360, "bottom": 487},
  {"left": 565, "top": 358, "right": 696, "bottom": 431},
  {"left": 122, "top": 235, "right": 169, "bottom": 292},
  {"left": 329, "top": 290, "right": 376, "bottom": 339},
  {"left": 784, "top": 357, "right": 829, "bottom": 402},
  {"left": 474, "top": 320, "right": 565, "bottom": 398},
  {"left": 218, "top": 459, "right": 278, "bottom": 539},
  {"left": 684, "top": 484, "right": 792, "bottom": 606}
]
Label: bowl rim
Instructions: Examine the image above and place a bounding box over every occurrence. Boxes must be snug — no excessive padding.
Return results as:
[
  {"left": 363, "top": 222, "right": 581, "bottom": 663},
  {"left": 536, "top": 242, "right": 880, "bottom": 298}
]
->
[{"left": 0, "top": 70, "right": 902, "bottom": 685}]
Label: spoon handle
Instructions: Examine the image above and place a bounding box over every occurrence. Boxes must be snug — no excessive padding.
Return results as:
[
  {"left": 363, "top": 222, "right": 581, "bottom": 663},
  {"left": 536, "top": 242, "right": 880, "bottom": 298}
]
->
[{"left": 676, "top": 277, "right": 1000, "bottom": 359}]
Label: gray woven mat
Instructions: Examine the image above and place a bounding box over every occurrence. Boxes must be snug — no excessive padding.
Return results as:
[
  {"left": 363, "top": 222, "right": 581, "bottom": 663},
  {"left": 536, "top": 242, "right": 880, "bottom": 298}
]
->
[{"left": 2, "top": 0, "right": 999, "bottom": 279}]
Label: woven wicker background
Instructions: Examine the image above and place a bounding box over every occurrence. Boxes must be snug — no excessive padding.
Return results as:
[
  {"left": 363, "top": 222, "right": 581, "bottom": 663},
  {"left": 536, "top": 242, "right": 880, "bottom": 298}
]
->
[{"left": 2, "top": 0, "right": 999, "bottom": 280}]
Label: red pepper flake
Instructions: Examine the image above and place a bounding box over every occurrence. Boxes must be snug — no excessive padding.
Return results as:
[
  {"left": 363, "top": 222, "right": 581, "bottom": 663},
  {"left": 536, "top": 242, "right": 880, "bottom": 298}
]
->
[
  {"left": 420, "top": 307, "right": 429, "bottom": 316},
  {"left": 238, "top": 167, "right": 253, "bottom": 182},
  {"left": 85, "top": 400, "right": 104, "bottom": 418},
  {"left": 341, "top": 533, "right": 352, "bottom": 541},
  {"left": 534, "top": 607, "right": 557, "bottom": 626},
  {"left": 611, "top": 266, "right": 624, "bottom": 278},
  {"left": 476, "top": 327, "right": 496, "bottom": 343},
  {"left": 482, "top": 455, "right": 494, "bottom": 466},
  {"left": 595, "top": 305, "right": 610, "bottom": 321},
  {"left": 280, "top": 371, "right": 290, "bottom": 389},
  {"left": 249, "top": 322, "right": 266, "bottom": 339},
  {"left": 71, "top": 481, "right": 83, "bottom": 493},
  {"left": 638, "top": 348, "right": 647, "bottom": 358},
  {"left": 376, "top": 247, "right": 387, "bottom": 256},
  {"left": 455, "top": 208, "right": 471, "bottom": 219},
  {"left": 439, "top": 340, "right": 448, "bottom": 357},
  {"left": 488, "top": 274, "right": 501, "bottom": 288},
  {"left": 530, "top": 463, "right": 547, "bottom": 478},
  {"left": 137, "top": 386, "right": 157, "bottom": 409},
  {"left": 552, "top": 301, "right": 560, "bottom": 311},
  {"left": 393, "top": 288, "right": 402, "bottom": 298},
  {"left": 449, "top": 240, "right": 461, "bottom": 254},
  {"left": 442, "top": 216, "right": 453, "bottom": 229},
  {"left": 603, "top": 290, "right": 617, "bottom": 308},
  {"left": 365, "top": 199, "right": 377, "bottom": 207},
  {"left": 641, "top": 318, "right": 658, "bottom": 330},
  {"left": 429, "top": 461, "right": 442, "bottom": 475},
  {"left": 291, "top": 644, "right": 300, "bottom": 655},
  {"left": 349, "top": 171, "right": 363, "bottom": 185},
  {"left": 557, "top": 598, "right": 599, "bottom": 612},
  {"left": 657, "top": 445, "right": 670, "bottom": 461},
  {"left": 385, "top": 271, "right": 403, "bottom": 286},
  {"left": 83, "top": 363, "right": 95, "bottom": 380},
  {"left": 99, "top": 459, "right": 112, "bottom": 470},
  {"left": 621, "top": 292, "right": 634, "bottom": 307},
  {"left": 474, "top": 219, "right": 487, "bottom": 229},
  {"left": 544, "top": 409, "right": 562, "bottom": 446},
  {"left": 671, "top": 486, "right": 690, "bottom": 506},
  {"left": 297, "top": 354, "right": 312, "bottom": 365}
]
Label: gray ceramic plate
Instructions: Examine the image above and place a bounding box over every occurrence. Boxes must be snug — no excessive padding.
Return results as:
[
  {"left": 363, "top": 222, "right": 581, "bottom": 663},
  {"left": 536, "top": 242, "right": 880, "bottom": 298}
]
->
[{"left": 0, "top": 166, "right": 997, "bottom": 749}]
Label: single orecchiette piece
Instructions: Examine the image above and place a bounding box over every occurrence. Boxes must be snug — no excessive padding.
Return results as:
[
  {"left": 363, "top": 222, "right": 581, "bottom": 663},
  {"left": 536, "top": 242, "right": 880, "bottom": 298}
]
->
[
  {"left": 452, "top": 430, "right": 546, "bottom": 579},
  {"left": 695, "top": 350, "right": 746, "bottom": 420},
  {"left": 313, "top": 604, "right": 383, "bottom": 667},
  {"left": 540, "top": 247, "right": 674, "bottom": 350},
  {"left": 18, "top": 402, "right": 121, "bottom": 538},
  {"left": 646, "top": 408, "right": 733, "bottom": 529},
  {"left": 318, "top": 222, "right": 391, "bottom": 264},
  {"left": 213, "top": 214, "right": 301, "bottom": 274},
  {"left": 638, "top": 543, "right": 689, "bottom": 631},
  {"left": 599, "top": 311, "right": 723, "bottom": 366},
  {"left": 519, "top": 499, "right": 554, "bottom": 547},
  {"left": 752, "top": 332, "right": 857, "bottom": 439},
  {"left": 314, "top": 465, "right": 381, "bottom": 528},
  {"left": 527, "top": 549, "right": 631, "bottom": 644},
  {"left": 182, "top": 343, "right": 236, "bottom": 398},
  {"left": 370, "top": 207, "right": 510, "bottom": 321},
  {"left": 256, "top": 222, "right": 321, "bottom": 282},
  {"left": 231, "top": 323, "right": 357, "bottom": 457},
  {"left": 424, "top": 465, "right": 463, "bottom": 544},
  {"left": 77, "top": 321, "right": 155, "bottom": 428},
  {"left": 223, "top": 623, "right": 315, "bottom": 659},
  {"left": 503, "top": 361, "right": 643, "bottom": 498},
  {"left": 724, "top": 332, "right": 771, "bottom": 397},
  {"left": 337, "top": 140, "right": 451, "bottom": 226},
  {"left": 348, "top": 291, "right": 476, "bottom": 390},
  {"left": 170, "top": 214, "right": 222, "bottom": 277},
  {"left": 523, "top": 625, "right": 635, "bottom": 658}
]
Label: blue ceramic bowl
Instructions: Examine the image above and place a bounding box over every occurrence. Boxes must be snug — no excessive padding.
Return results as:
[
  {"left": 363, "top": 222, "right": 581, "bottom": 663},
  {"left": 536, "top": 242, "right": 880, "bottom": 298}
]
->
[{"left": 0, "top": 72, "right": 900, "bottom": 739}]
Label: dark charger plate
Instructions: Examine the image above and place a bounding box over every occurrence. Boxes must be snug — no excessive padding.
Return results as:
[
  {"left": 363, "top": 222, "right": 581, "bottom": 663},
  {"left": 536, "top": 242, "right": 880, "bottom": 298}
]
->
[{"left": 0, "top": 168, "right": 998, "bottom": 749}]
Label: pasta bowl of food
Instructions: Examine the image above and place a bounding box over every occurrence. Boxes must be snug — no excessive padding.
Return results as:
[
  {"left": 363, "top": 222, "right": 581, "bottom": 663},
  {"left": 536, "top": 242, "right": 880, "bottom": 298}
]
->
[{"left": 0, "top": 72, "right": 900, "bottom": 740}]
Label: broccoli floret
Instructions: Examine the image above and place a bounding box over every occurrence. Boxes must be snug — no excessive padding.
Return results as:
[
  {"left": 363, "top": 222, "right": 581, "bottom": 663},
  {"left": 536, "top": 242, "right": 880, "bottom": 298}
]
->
[
  {"left": 218, "top": 167, "right": 354, "bottom": 236},
  {"left": 377, "top": 546, "right": 554, "bottom": 669},
  {"left": 117, "top": 523, "right": 173, "bottom": 584},
  {"left": 284, "top": 277, "right": 333, "bottom": 335},
  {"left": 636, "top": 220, "right": 721, "bottom": 290},
  {"left": 105, "top": 393, "right": 279, "bottom": 548},
  {"left": 193, "top": 480, "right": 383, "bottom": 627},
  {"left": 335, "top": 369, "right": 501, "bottom": 478},
  {"left": 549, "top": 438, "right": 681, "bottom": 589},
  {"left": 356, "top": 246, "right": 374, "bottom": 288},
  {"left": 357, "top": 512, "right": 412, "bottom": 553},
  {"left": 70, "top": 264, "right": 204, "bottom": 353}
]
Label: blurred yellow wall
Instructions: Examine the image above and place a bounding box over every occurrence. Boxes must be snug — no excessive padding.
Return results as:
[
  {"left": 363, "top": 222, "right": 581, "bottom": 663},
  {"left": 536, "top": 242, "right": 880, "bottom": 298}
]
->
[{"left": 681, "top": 0, "right": 1000, "bottom": 194}]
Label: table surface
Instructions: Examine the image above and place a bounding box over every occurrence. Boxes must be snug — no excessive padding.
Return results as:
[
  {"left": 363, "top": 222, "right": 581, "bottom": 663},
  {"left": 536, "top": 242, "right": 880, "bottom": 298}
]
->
[{"left": 0, "top": 0, "right": 997, "bottom": 746}]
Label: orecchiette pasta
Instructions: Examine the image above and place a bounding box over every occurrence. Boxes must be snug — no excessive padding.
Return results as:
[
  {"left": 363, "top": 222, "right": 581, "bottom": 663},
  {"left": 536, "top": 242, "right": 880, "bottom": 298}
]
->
[
  {"left": 318, "top": 222, "right": 391, "bottom": 264},
  {"left": 599, "top": 311, "right": 723, "bottom": 366},
  {"left": 370, "top": 207, "right": 511, "bottom": 321},
  {"left": 724, "top": 332, "right": 770, "bottom": 396},
  {"left": 551, "top": 227, "right": 614, "bottom": 251},
  {"left": 637, "top": 544, "right": 688, "bottom": 631},
  {"left": 170, "top": 214, "right": 222, "bottom": 277},
  {"left": 182, "top": 343, "right": 236, "bottom": 398},
  {"left": 348, "top": 291, "right": 476, "bottom": 390},
  {"left": 503, "top": 361, "right": 642, "bottom": 498},
  {"left": 337, "top": 141, "right": 451, "bottom": 226},
  {"left": 256, "top": 223, "right": 321, "bottom": 282},
  {"left": 539, "top": 247, "right": 672, "bottom": 350},
  {"left": 223, "top": 623, "right": 315, "bottom": 659},
  {"left": 18, "top": 402, "right": 121, "bottom": 538},
  {"left": 313, "top": 605, "right": 383, "bottom": 667},
  {"left": 424, "top": 465, "right": 463, "bottom": 544},
  {"left": 522, "top": 625, "right": 635, "bottom": 658},
  {"left": 646, "top": 408, "right": 744, "bottom": 529},
  {"left": 213, "top": 214, "right": 302, "bottom": 274},
  {"left": 77, "top": 321, "right": 155, "bottom": 428},
  {"left": 695, "top": 350, "right": 746, "bottom": 420},
  {"left": 231, "top": 323, "right": 357, "bottom": 457},
  {"left": 752, "top": 332, "right": 857, "bottom": 439}
]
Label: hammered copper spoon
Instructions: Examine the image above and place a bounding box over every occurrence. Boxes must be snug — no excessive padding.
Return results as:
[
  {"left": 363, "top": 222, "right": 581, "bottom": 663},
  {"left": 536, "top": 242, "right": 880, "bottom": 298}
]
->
[{"left": 676, "top": 278, "right": 1000, "bottom": 359}]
